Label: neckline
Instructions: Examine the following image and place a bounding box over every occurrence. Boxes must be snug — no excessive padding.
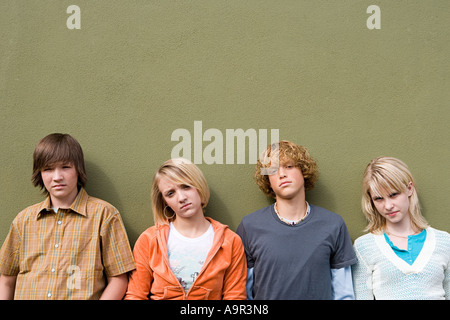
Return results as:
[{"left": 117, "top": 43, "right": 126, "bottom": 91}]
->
[
  {"left": 271, "top": 203, "right": 312, "bottom": 227},
  {"left": 373, "top": 227, "right": 435, "bottom": 274},
  {"left": 383, "top": 229, "right": 427, "bottom": 251},
  {"left": 169, "top": 222, "right": 213, "bottom": 242}
]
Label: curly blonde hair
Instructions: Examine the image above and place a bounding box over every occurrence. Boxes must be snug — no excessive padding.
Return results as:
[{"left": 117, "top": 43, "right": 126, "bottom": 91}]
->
[{"left": 255, "top": 140, "right": 319, "bottom": 198}]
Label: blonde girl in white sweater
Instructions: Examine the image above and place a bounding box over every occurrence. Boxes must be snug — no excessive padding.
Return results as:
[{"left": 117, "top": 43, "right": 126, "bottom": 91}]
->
[{"left": 352, "top": 157, "right": 449, "bottom": 299}]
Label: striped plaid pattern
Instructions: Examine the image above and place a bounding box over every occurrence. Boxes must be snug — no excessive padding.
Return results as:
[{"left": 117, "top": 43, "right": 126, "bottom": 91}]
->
[{"left": 0, "top": 188, "right": 135, "bottom": 300}]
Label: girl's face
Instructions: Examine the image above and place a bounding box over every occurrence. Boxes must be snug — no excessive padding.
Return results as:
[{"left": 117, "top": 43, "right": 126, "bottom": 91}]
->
[
  {"left": 158, "top": 176, "right": 203, "bottom": 220},
  {"left": 370, "top": 182, "right": 413, "bottom": 226}
]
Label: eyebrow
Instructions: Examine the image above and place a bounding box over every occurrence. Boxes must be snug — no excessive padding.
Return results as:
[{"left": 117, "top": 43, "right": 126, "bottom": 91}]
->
[{"left": 162, "top": 187, "right": 174, "bottom": 194}]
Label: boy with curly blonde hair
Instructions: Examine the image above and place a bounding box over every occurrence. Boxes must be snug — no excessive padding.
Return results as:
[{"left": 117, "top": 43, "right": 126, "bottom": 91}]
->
[{"left": 237, "top": 140, "right": 357, "bottom": 300}]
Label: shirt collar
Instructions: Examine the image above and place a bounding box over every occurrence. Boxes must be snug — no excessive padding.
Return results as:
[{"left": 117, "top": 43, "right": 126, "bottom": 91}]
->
[{"left": 36, "top": 187, "right": 89, "bottom": 220}]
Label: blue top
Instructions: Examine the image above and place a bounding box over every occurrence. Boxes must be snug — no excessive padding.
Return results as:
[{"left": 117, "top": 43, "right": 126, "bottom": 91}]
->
[
  {"left": 383, "top": 229, "right": 427, "bottom": 265},
  {"left": 236, "top": 204, "right": 357, "bottom": 300}
]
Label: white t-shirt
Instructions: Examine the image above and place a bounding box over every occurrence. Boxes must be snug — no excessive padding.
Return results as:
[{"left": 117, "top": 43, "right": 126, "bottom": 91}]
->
[{"left": 167, "top": 222, "right": 214, "bottom": 292}]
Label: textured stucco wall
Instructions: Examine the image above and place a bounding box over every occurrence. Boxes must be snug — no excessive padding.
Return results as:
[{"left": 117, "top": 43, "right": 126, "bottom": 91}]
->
[{"left": 1, "top": 1, "right": 449, "bottom": 246}]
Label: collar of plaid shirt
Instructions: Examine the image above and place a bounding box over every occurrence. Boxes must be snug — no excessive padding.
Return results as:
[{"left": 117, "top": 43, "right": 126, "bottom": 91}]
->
[
  {"left": 1, "top": 187, "right": 136, "bottom": 299},
  {"left": 36, "top": 187, "right": 88, "bottom": 219}
]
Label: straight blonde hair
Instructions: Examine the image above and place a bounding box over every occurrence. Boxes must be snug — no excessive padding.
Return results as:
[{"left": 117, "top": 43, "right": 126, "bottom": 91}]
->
[
  {"left": 361, "top": 156, "right": 428, "bottom": 234},
  {"left": 151, "top": 158, "right": 210, "bottom": 225}
]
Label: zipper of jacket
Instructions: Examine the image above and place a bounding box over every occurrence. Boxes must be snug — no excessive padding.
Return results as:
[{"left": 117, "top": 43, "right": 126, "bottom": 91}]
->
[
  {"left": 185, "top": 232, "right": 223, "bottom": 298},
  {"left": 156, "top": 228, "right": 187, "bottom": 295}
]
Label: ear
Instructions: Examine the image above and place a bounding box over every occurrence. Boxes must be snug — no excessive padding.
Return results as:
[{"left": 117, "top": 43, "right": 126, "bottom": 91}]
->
[{"left": 407, "top": 181, "right": 414, "bottom": 197}]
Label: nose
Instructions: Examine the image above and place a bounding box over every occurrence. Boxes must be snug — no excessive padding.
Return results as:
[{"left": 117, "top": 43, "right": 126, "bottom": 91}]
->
[
  {"left": 53, "top": 168, "right": 63, "bottom": 180},
  {"left": 177, "top": 190, "right": 188, "bottom": 203},
  {"left": 384, "top": 198, "right": 394, "bottom": 210},
  {"left": 277, "top": 167, "right": 287, "bottom": 178}
]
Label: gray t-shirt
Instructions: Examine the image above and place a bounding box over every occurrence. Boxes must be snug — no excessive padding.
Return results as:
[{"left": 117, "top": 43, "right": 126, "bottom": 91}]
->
[{"left": 236, "top": 204, "right": 357, "bottom": 300}]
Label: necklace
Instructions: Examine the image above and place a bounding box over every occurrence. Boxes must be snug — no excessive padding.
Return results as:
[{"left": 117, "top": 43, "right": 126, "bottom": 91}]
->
[
  {"left": 385, "top": 229, "right": 419, "bottom": 239},
  {"left": 274, "top": 201, "right": 310, "bottom": 226}
]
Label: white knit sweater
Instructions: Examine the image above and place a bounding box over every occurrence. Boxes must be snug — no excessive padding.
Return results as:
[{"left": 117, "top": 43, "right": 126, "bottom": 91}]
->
[{"left": 352, "top": 227, "right": 450, "bottom": 300}]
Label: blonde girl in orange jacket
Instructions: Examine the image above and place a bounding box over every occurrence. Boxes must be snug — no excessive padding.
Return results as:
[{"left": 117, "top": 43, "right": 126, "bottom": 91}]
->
[{"left": 125, "top": 158, "right": 247, "bottom": 300}]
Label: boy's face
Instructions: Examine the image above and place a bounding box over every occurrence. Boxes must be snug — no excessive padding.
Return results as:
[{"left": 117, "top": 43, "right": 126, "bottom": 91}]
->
[
  {"left": 268, "top": 160, "right": 305, "bottom": 200},
  {"left": 41, "top": 162, "right": 79, "bottom": 208}
]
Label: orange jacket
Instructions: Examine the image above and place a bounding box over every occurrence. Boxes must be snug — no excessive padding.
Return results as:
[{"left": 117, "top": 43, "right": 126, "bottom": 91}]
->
[{"left": 125, "top": 217, "right": 247, "bottom": 300}]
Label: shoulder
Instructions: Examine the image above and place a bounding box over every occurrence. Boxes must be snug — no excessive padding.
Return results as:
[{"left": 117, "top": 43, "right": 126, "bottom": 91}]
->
[
  {"left": 223, "top": 227, "right": 244, "bottom": 246},
  {"left": 240, "top": 204, "right": 273, "bottom": 224},
  {"left": 73, "top": 189, "right": 121, "bottom": 221},
  {"left": 354, "top": 233, "right": 378, "bottom": 252},
  {"left": 133, "top": 225, "right": 161, "bottom": 250},
  {"left": 208, "top": 217, "right": 243, "bottom": 246},
  {"left": 82, "top": 193, "right": 126, "bottom": 227},
  {"left": 86, "top": 194, "right": 119, "bottom": 213},
  {"left": 237, "top": 204, "right": 274, "bottom": 237},
  {"left": 428, "top": 227, "right": 450, "bottom": 250},
  {"left": 308, "top": 205, "right": 349, "bottom": 233},
  {"left": 354, "top": 232, "right": 375, "bottom": 244},
  {"left": 309, "top": 204, "right": 344, "bottom": 223},
  {"left": 137, "top": 225, "right": 160, "bottom": 241},
  {"left": 429, "top": 227, "right": 450, "bottom": 239},
  {"left": 12, "top": 200, "right": 47, "bottom": 224}
]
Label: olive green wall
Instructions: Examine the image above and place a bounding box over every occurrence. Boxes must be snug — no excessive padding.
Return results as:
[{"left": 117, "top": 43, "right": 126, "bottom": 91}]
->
[{"left": 1, "top": 1, "right": 449, "bottom": 246}]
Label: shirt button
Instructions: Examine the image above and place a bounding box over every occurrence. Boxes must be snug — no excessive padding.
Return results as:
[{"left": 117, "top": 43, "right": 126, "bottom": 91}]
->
[
  {"left": 51, "top": 268, "right": 55, "bottom": 272},
  {"left": 54, "top": 244, "right": 59, "bottom": 248},
  {"left": 47, "top": 293, "right": 52, "bottom": 298},
  {"left": 58, "top": 221, "right": 62, "bottom": 225}
]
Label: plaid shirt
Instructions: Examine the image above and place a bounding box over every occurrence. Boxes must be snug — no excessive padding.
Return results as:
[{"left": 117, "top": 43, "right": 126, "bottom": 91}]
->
[{"left": 0, "top": 188, "right": 135, "bottom": 299}]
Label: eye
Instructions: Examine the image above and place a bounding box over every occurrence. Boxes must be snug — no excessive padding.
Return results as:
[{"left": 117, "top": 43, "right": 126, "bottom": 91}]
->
[
  {"left": 389, "top": 192, "right": 399, "bottom": 198},
  {"left": 61, "top": 162, "right": 73, "bottom": 168},
  {"left": 182, "top": 184, "right": 191, "bottom": 189},
  {"left": 372, "top": 196, "right": 383, "bottom": 202},
  {"left": 165, "top": 190, "right": 174, "bottom": 197}
]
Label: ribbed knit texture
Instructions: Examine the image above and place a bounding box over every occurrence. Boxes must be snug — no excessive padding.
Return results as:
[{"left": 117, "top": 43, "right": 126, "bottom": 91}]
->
[{"left": 352, "top": 228, "right": 450, "bottom": 300}]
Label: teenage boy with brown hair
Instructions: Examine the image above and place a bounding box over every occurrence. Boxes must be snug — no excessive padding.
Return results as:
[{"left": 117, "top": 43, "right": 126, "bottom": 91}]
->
[{"left": 0, "top": 133, "right": 135, "bottom": 299}]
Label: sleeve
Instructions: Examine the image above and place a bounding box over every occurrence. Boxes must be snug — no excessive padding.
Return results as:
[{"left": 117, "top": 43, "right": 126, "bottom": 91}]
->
[
  {"left": 222, "top": 233, "right": 247, "bottom": 300},
  {"left": 351, "top": 242, "right": 375, "bottom": 300},
  {"left": 444, "top": 259, "right": 449, "bottom": 300},
  {"left": 236, "top": 221, "right": 254, "bottom": 268},
  {"left": 331, "top": 266, "right": 355, "bottom": 300},
  {"left": 0, "top": 220, "right": 21, "bottom": 276},
  {"left": 100, "top": 209, "right": 136, "bottom": 277},
  {"left": 330, "top": 219, "right": 358, "bottom": 269},
  {"left": 236, "top": 220, "right": 255, "bottom": 299},
  {"left": 246, "top": 267, "right": 254, "bottom": 300},
  {"left": 124, "top": 232, "right": 154, "bottom": 300}
]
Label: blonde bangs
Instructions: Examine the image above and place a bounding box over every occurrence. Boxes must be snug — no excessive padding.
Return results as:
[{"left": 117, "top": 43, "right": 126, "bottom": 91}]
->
[
  {"left": 367, "top": 170, "right": 408, "bottom": 200},
  {"left": 361, "top": 156, "right": 428, "bottom": 234},
  {"left": 151, "top": 158, "right": 210, "bottom": 225}
]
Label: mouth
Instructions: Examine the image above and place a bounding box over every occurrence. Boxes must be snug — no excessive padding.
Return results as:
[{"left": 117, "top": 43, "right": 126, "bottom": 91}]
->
[
  {"left": 180, "top": 203, "right": 192, "bottom": 210},
  {"left": 386, "top": 211, "right": 399, "bottom": 217},
  {"left": 279, "top": 181, "right": 291, "bottom": 187},
  {"left": 52, "top": 184, "right": 66, "bottom": 189}
]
